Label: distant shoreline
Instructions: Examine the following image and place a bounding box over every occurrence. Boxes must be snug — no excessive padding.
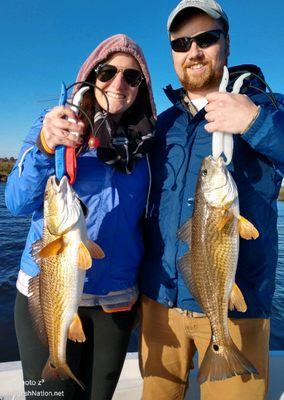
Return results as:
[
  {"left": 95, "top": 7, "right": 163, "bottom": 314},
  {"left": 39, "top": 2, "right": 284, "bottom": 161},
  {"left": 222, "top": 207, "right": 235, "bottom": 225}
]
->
[
  {"left": 1, "top": 158, "right": 284, "bottom": 200},
  {"left": 0, "top": 158, "right": 15, "bottom": 183}
]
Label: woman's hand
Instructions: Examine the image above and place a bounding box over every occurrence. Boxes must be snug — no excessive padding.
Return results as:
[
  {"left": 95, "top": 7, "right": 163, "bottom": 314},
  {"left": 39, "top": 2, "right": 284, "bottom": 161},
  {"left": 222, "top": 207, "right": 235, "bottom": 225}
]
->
[{"left": 42, "top": 106, "right": 85, "bottom": 150}]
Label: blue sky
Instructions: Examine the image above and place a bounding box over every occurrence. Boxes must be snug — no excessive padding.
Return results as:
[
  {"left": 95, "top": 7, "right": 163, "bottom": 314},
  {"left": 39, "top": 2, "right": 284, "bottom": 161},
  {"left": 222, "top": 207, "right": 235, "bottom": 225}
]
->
[{"left": 1, "top": 0, "right": 284, "bottom": 157}]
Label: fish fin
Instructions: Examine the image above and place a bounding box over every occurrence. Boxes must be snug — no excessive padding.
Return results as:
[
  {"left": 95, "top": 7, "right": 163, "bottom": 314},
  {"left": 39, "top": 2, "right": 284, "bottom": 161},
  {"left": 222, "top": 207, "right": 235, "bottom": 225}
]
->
[
  {"left": 238, "top": 216, "right": 259, "bottom": 240},
  {"left": 178, "top": 253, "right": 201, "bottom": 306},
  {"left": 38, "top": 237, "right": 66, "bottom": 259},
  {"left": 32, "top": 239, "right": 43, "bottom": 253},
  {"left": 229, "top": 283, "right": 247, "bottom": 312},
  {"left": 86, "top": 240, "right": 105, "bottom": 259},
  {"left": 68, "top": 313, "right": 86, "bottom": 342},
  {"left": 28, "top": 275, "right": 48, "bottom": 347},
  {"left": 177, "top": 219, "right": 192, "bottom": 243},
  {"left": 216, "top": 213, "right": 234, "bottom": 230},
  {"left": 42, "top": 358, "right": 85, "bottom": 390},
  {"left": 178, "top": 252, "right": 191, "bottom": 288},
  {"left": 78, "top": 242, "right": 92, "bottom": 270},
  {"left": 31, "top": 239, "right": 44, "bottom": 266},
  {"left": 198, "top": 338, "right": 258, "bottom": 384}
]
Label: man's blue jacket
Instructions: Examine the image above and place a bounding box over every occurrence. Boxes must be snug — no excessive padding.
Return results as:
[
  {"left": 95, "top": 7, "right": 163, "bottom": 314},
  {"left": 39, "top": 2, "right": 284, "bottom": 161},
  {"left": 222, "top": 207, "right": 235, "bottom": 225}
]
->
[{"left": 141, "top": 65, "right": 284, "bottom": 318}]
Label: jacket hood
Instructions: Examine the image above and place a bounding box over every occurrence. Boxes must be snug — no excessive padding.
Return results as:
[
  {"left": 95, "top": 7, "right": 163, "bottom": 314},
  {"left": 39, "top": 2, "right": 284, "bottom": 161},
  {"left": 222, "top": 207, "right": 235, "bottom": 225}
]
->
[
  {"left": 74, "top": 34, "right": 156, "bottom": 118},
  {"left": 164, "top": 64, "right": 268, "bottom": 108}
]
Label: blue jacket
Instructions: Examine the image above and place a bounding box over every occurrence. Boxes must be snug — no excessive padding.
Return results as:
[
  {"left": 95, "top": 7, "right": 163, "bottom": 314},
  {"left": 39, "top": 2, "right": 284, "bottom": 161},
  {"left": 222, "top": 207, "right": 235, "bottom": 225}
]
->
[
  {"left": 141, "top": 65, "right": 284, "bottom": 318},
  {"left": 5, "top": 114, "right": 150, "bottom": 295}
]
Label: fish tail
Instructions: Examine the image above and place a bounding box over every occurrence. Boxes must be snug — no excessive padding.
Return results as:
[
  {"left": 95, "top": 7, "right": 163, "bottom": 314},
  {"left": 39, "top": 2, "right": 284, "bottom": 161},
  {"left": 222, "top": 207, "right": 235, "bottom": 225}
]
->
[
  {"left": 42, "top": 357, "right": 85, "bottom": 390},
  {"left": 198, "top": 339, "right": 258, "bottom": 384}
]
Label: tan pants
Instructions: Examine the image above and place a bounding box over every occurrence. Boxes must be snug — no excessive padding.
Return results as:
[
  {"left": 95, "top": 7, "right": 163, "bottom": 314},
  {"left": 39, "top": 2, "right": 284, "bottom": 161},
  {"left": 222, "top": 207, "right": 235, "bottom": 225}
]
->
[{"left": 139, "top": 296, "right": 270, "bottom": 400}]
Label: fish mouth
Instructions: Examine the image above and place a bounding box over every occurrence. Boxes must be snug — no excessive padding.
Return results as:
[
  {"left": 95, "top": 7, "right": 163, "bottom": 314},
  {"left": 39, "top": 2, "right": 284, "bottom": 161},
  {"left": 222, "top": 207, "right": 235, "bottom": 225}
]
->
[
  {"left": 49, "top": 176, "right": 77, "bottom": 203},
  {"left": 50, "top": 176, "right": 69, "bottom": 194},
  {"left": 45, "top": 175, "right": 82, "bottom": 235},
  {"left": 50, "top": 176, "right": 88, "bottom": 217},
  {"left": 203, "top": 156, "right": 237, "bottom": 206},
  {"left": 205, "top": 156, "right": 229, "bottom": 193},
  {"left": 208, "top": 155, "right": 224, "bottom": 168}
]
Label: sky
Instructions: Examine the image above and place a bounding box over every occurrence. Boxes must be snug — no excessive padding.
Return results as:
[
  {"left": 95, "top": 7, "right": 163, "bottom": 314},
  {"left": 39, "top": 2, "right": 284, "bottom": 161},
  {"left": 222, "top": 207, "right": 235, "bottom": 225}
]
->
[{"left": 1, "top": 0, "right": 284, "bottom": 157}]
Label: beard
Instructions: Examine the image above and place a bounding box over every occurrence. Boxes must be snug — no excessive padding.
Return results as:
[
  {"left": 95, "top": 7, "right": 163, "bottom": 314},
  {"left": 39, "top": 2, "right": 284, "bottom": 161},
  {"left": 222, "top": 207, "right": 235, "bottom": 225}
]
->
[{"left": 180, "top": 59, "right": 223, "bottom": 92}]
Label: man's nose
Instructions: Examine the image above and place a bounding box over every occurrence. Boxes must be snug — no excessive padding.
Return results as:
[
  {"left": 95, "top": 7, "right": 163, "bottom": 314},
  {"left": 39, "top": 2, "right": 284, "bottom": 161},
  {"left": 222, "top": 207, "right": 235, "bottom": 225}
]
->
[{"left": 186, "top": 41, "right": 203, "bottom": 59}]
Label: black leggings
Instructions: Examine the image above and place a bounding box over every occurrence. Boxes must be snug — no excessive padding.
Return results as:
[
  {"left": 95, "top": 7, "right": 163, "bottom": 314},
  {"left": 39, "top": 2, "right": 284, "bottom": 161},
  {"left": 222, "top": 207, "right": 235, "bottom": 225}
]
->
[{"left": 14, "top": 291, "right": 138, "bottom": 400}]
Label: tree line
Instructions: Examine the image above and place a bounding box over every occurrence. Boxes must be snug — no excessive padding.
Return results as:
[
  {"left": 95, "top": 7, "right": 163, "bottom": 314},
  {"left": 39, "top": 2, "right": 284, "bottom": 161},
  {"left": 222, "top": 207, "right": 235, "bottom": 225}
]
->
[{"left": 0, "top": 158, "right": 16, "bottom": 182}]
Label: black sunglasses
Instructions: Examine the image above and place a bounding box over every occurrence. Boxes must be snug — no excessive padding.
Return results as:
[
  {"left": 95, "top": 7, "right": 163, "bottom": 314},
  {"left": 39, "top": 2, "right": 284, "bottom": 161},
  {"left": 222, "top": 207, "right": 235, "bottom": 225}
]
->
[
  {"left": 94, "top": 64, "right": 143, "bottom": 87},
  {"left": 170, "top": 29, "right": 223, "bottom": 53}
]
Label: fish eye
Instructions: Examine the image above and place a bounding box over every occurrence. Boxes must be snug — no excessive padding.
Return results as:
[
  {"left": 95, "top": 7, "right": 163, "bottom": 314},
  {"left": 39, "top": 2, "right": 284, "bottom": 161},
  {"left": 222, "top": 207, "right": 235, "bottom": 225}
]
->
[{"left": 201, "top": 169, "right": 207, "bottom": 177}]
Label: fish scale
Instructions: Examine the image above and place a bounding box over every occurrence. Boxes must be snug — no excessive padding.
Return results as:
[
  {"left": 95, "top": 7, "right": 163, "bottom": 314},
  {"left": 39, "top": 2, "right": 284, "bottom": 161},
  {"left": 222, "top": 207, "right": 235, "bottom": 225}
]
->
[{"left": 37, "top": 206, "right": 85, "bottom": 381}]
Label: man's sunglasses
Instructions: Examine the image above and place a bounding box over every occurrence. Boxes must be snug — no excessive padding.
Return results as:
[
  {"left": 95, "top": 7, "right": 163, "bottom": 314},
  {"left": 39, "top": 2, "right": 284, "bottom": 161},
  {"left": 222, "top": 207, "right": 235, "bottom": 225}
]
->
[
  {"left": 170, "top": 29, "right": 223, "bottom": 53},
  {"left": 94, "top": 64, "right": 144, "bottom": 87}
]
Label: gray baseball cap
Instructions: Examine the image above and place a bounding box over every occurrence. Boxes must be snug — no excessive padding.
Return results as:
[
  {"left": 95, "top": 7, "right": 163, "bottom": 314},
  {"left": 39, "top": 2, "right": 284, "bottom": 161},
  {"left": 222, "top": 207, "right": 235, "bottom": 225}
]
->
[{"left": 167, "top": 0, "right": 229, "bottom": 32}]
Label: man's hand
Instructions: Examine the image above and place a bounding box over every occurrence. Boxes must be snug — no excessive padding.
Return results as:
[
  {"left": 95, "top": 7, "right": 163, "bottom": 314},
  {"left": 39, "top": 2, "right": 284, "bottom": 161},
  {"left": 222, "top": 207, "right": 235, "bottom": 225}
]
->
[{"left": 204, "top": 92, "right": 259, "bottom": 134}]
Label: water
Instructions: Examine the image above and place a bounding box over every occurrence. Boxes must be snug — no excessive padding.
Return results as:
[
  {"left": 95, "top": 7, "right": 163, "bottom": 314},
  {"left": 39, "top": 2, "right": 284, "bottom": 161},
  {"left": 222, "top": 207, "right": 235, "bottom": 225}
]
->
[
  {"left": 270, "top": 200, "right": 284, "bottom": 349},
  {"left": 0, "top": 182, "right": 30, "bottom": 362},
  {"left": 0, "top": 182, "right": 284, "bottom": 362}
]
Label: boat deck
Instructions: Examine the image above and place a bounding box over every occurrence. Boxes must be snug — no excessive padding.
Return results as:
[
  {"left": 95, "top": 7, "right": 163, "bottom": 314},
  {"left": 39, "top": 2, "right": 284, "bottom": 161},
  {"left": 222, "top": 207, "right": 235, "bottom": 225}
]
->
[{"left": 0, "top": 351, "right": 283, "bottom": 399}]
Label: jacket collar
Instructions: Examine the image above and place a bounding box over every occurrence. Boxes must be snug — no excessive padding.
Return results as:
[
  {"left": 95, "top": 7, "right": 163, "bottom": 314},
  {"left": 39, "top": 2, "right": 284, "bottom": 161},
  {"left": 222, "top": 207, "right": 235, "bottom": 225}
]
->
[
  {"left": 164, "top": 85, "right": 186, "bottom": 112},
  {"left": 164, "top": 64, "right": 267, "bottom": 109}
]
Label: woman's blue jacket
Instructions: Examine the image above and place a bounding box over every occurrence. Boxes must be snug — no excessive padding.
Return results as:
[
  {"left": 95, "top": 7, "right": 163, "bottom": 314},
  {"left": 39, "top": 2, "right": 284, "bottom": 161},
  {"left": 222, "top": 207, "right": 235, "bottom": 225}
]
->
[{"left": 5, "top": 114, "right": 150, "bottom": 296}]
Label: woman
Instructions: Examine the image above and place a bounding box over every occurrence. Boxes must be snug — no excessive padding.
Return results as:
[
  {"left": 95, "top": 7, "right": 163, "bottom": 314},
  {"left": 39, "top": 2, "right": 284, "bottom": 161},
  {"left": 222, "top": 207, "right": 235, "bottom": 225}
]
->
[{"left": 5, "top": 34, "right": 156, "bottom": 400}]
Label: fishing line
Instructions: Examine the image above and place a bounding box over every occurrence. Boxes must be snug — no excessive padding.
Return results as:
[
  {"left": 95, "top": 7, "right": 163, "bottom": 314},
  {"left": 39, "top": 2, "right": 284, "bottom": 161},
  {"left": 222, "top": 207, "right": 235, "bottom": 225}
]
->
[
  {"left": 246, "top": 85, "right": 279, "bottom": 110},
  {"left": 230, "top": 73, "right": 278, "bottom": 109},
  {"left": 230, "top": 70, "right": 279, "bottom": 110},
  {"left": 65, "top": 101, "right": 95, "bottom": 139},
  {"left": 36, "top": 98, "right": 60, "bottom": 103},
  {"left": 66, "top": 81, "right": 110, "bottom": 146},
  {"left": 66, "top": 80, "right": 110, "bottom": 113}
]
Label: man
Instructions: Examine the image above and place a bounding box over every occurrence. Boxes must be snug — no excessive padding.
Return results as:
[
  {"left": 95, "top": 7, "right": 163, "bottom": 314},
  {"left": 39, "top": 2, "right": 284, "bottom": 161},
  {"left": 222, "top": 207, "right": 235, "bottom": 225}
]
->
[{"left": 139, "top": 1, "right": 284, "bottom": 399}]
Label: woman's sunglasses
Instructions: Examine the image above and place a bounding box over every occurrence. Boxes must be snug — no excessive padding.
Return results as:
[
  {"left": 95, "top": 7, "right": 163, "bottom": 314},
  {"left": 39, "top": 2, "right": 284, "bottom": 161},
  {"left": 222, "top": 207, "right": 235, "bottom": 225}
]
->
[
  {"left": 170, "top": 29, "right": 223, "bottom": 53},
  {"left": 94, "top": 64, "right": 144, "bottom": 87}
]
